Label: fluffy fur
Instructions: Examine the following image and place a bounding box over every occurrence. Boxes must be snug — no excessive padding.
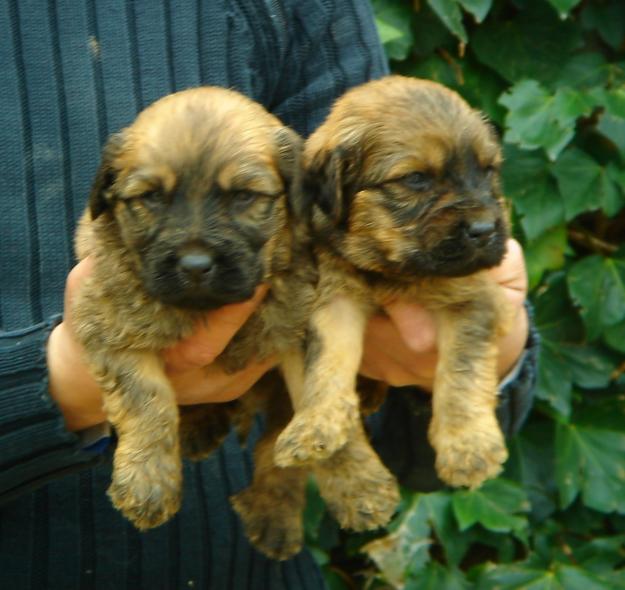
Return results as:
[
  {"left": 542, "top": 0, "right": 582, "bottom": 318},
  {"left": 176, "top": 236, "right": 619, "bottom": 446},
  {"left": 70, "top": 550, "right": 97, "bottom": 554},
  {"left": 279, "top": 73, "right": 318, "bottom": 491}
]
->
[
  {"left": 72, "top": 87, "right": 315, "bottom": 533},
  {"left": 275, "top": 76, "right": 513, "bottom": 492}
]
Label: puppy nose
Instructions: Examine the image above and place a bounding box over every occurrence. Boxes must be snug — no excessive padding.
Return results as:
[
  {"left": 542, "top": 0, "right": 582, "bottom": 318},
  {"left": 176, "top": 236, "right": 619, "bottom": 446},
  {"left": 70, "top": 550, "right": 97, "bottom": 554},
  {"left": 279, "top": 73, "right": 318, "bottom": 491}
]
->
[
  {"left": 466, "top": 220, "right": 496, "bottom": 243},
  {"left": 178, "top": 251, "right": 214, "bottom": 278}
]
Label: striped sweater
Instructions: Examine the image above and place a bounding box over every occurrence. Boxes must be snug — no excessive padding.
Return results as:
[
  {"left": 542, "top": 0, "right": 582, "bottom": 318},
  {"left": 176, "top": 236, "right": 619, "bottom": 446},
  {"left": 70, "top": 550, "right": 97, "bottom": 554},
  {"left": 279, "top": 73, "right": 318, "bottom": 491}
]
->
[
  {"left": 0, "top": 1, "right": 539, "bottom": 588},
  {"left": 0, "top": 1, "right": 387, "bottom": 587}
]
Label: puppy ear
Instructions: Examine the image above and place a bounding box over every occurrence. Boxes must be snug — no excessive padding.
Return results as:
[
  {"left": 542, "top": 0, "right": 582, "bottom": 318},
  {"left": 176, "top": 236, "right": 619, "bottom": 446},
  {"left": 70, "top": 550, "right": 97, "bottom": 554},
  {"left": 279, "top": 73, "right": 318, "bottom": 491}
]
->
[
  {"left": 89, "top": 132, "right": 125, "bottom": 219},
  {"left": 303, "top": 143, "right": 361, "bottom": 227},
  {"left": 274, "top": 127, "right": 306, "bottom": 221}
]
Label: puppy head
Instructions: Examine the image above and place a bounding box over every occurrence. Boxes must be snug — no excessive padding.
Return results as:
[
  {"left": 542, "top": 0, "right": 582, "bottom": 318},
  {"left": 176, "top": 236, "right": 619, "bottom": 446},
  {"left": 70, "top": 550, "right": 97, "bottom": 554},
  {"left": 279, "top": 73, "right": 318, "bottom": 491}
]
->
[
  {"left": 304, "top": 76, "right": 508, "bottom": 278},
  {"left": 89, "top": 86, "right": 303, "bottom": 310}
]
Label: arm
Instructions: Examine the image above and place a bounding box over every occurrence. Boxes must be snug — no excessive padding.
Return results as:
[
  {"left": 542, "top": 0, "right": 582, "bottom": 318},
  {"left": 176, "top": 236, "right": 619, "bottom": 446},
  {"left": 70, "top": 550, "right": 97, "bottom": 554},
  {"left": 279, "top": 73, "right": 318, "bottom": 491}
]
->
[
  {"left": 0, "top": 258, "right": 274, "bottom": 505},
  {"left": 0, "top": 318, "right": 104, "bottom": 505}
]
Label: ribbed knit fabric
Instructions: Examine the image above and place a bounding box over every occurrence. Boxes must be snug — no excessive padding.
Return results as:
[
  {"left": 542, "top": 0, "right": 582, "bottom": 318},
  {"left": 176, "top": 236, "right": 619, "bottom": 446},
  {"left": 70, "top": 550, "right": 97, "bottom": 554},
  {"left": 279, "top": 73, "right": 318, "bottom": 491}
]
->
[{"left": 0, "top": 1, "right": 388, "bottom": 588}]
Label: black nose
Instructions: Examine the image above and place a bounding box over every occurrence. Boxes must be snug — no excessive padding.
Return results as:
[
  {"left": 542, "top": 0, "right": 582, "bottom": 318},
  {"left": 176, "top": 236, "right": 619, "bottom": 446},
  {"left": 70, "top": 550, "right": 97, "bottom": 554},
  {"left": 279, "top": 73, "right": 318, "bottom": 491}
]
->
[
  {"left": 466, "top": 221, "right": 496, "bottom": 243},
  {"left": 178, "top": 251, "right": 214, "bottom": 279}
]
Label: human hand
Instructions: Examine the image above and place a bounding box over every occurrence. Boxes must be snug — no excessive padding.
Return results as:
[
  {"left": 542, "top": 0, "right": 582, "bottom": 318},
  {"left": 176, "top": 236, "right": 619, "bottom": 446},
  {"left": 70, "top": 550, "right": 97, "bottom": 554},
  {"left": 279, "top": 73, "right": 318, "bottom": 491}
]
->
[
  {"left": 358, "top": 239, "right": 529, "bottom": 391},
  {"left": 47, "top": 257, "right": 275, "bottom": 431}
]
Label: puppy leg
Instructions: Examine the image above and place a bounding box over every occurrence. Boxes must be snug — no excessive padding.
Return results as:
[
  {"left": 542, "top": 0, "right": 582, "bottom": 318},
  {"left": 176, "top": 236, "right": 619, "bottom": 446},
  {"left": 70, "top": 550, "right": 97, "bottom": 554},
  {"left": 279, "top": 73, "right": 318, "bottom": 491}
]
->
[
  {"left": 313, "top": 422, "right": 399, "bottom": 531},
  {"left": 179, "top": 403, "right": 237, "bottom": 461},
  {"left": 274, "top": 297, "right": 366, "bottom": 466},
  {"left": 96, "top": 351, "right": 182, "bottom": 529},
  {"left": 230, "top": 382, "right": 307, "bottom": 561},
  {"left": 429, "top": 294, "right": 508, "bottom": 488}
]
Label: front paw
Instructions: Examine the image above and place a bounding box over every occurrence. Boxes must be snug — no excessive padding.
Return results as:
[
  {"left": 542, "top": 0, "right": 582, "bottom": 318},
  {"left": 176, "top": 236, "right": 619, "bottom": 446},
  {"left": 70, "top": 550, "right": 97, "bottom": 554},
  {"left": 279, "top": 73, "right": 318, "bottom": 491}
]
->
[
  {"left": 108, "top": 451, "right": 182, "bottom": 530},
  {"left": 431, "top": 421, "right": 507, "bottom": 489},
  {"left": 273, "top": 401, "right": 358, "bottom": 467},
  {"left": 316, "top": 453, "right": 399, "bottom": 531},
  {"left": 231, "top": 486, "right": 304, "bottom": 561}
]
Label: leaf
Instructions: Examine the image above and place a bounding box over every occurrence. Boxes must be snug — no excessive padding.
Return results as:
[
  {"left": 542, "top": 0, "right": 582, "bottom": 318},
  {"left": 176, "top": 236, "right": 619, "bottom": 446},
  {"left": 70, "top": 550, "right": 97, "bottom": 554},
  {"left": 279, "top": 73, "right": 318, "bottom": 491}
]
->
[
  {"left": 573, "top": 535, "right": 625, "bottom": 572},
  {"left": 597, "top": 114, "right": 625, "bottom": 154},
  {"left": 375, "top": 19, "right": 406, "bottom": 45},
  {"left": 581, "top": 1, "right": 625, "bottom": 50},
  {"left": 426, "top": 0, "right": 467, "bottom": 43},
  {"left": 451, "top": 479, "right": 530, "bottom": 541},
  {"left": 552, "top": 148, "right": 625, "bottom": 219},
  {"left": 556, "top": 53, "right": 610, "bottom": 89},
  {"left": 363, "top": 491, "right": 466, "bottom": 586},
  {"left": 546, "top": 0, "right": 582, "bottom": 20},
  {"left": 477, "top": 562, "right": 622, "bottom": 589},
  {"left": 406, "top": 562, "right": 469, "bottom": 589},
  {"left": 502, "top": 145, "right": 564, "bottom": 239},
  {"left": 458, "top": 0, "right": 492, "bottom": 23},
  {"left": 567, "top": 256, "right": 625, "bottom": 340},
  {"left": 555, "top": 422, "right": 625, "bottom": 512},
  {"left": 524, "top": 225, "right": 567, "bottom": 289},
  {"left": 536, "top": 340, "right": 573, "bottom": 417},
  {"left": 505, "top": 421, "right": 558, "bottom": 521},
  {"left": 471, "top": 4, "right": 582, "bottom": 84},
  {"left": 303, "top": 477, "right": 327, "bottom": 543},
  {"left": 499, "top": 81, "right": 591, "bottom": 160},
  {"left": 371, "top": 0, "right": 415, "bottom": 61},
  {"left": 410, "top": 2, "right": 455, "bottom": 56},
  {"left": 604, "top": 319, "right": 625, "bottom": 353},
  {"left": 533, "top": 273, "right": 587, "bottom": 416},
  {"left": 558, "top": 344, "right": 617, "bottom": 390}
]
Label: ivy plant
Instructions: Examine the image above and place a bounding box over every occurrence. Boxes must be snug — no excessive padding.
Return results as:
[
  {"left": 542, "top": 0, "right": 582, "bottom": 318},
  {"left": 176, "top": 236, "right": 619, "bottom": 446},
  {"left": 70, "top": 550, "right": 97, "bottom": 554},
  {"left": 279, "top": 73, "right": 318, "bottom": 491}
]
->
[{"left": 307, "top": 1, "right": 625, "bottom": 587}]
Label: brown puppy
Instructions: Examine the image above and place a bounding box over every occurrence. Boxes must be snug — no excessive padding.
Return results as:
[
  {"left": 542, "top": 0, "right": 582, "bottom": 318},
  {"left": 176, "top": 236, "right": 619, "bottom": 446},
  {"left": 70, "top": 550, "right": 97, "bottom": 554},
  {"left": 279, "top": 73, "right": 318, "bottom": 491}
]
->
[
  {"left": 72, "top": 87, "right": 315, "bottom": 533},
  {"left": 276, "top": 75, "right": 512, "bottom": 491}
]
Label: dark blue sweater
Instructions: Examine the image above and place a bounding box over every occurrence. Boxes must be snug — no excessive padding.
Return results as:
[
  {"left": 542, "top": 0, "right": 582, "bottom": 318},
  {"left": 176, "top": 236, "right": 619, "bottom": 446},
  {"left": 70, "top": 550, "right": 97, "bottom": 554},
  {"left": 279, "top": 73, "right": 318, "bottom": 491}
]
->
[
  {"left": 0, "top": 1, "right": 387, "bottom": 588},
  {"left": 0, "top": 1, "right": 538, "bottom": 588}
]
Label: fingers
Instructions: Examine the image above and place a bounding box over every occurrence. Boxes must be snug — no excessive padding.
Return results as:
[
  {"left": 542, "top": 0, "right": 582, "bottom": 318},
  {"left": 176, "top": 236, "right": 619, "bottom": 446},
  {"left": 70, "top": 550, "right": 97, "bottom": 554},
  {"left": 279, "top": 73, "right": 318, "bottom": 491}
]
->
[
  {"left": 360, "top": 314, "right": 437, "bottom": 388},
  {"left": 170, "top": 356, "right": 277, "bottom": 404},
  {"left": 164, "top": 285, "right": 269, "bottom": 371},
  {"left": 489, "top": 239, "right": 528, "bottom": 308},
  {"left": 360, "top": 238, "right": 530, "bottom": 389}
]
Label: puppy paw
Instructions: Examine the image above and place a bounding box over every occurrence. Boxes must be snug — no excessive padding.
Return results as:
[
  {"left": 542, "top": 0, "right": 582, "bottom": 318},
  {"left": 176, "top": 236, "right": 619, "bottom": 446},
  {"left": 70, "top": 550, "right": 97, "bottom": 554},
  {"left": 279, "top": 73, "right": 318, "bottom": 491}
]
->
[
  {"left": 231, "top": 487, "right": 303, "bottom": 561},
  {"left": 108, "top": 452, "right": 182, "bottom": 530},
  {"left": 273, "top": 403, "right": 357, "bottom": 467},
  {"left": 316, "top": 456, "right": 400, "bottom": 531},
  {"left": 432, "top": 425, "right": 508, "bottom": 489}
]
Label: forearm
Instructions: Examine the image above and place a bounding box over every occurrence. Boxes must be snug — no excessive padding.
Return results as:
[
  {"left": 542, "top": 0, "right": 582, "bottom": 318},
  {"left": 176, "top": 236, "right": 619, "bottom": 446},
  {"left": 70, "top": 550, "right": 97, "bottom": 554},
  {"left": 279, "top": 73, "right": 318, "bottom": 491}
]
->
[{"left": 0, "top": 317, "right": 105, "bottom": 505}]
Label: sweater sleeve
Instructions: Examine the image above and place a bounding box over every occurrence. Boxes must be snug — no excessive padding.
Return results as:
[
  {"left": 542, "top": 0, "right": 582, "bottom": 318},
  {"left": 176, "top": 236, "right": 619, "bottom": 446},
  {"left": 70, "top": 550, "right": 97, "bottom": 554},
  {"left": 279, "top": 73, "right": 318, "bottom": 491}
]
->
[{"left": 0, "top": 317, "right": 106, "bottom": 505}]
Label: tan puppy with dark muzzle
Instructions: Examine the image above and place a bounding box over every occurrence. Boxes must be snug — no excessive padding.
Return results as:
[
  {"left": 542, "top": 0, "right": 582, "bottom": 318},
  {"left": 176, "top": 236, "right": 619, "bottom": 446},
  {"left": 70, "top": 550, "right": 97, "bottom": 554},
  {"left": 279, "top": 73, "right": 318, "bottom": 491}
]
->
[
  {"left": 72, "top": 87, "right": 315, "bottom": 532},
  {"left": 276, "top": 76, "right": 513, "bottom": 492}
]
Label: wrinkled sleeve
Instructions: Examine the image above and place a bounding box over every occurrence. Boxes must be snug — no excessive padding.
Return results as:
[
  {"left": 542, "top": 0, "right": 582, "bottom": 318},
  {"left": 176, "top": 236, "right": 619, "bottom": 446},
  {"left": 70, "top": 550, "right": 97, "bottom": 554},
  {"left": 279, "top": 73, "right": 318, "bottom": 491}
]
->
[{"left": 0, "top": 317, "right": 106, "bottom": 505}]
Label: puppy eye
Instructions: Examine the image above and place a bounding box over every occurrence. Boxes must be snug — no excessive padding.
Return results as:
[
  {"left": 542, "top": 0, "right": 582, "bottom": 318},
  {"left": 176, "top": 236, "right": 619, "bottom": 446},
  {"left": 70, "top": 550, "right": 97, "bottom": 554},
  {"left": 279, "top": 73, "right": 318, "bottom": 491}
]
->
[
  {"left": 401, "top": 172, "right": 432, "bottom": 191},
  {"left": 233, "top": 191, "right": 257, "bottom": 207},
  {"left": 484, "top": 164, "right": 498, "bottom": 176},
  {"left": 138, "top": 190, "right": 163, "bottom": 206}
]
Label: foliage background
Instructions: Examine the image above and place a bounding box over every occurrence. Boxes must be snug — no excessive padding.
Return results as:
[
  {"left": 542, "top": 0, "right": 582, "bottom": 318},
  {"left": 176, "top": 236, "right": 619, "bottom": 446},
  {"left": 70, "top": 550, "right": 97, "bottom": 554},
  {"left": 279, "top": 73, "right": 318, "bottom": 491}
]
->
[{"left": 305, "top": 0, "right": 625, "bottom": 587}]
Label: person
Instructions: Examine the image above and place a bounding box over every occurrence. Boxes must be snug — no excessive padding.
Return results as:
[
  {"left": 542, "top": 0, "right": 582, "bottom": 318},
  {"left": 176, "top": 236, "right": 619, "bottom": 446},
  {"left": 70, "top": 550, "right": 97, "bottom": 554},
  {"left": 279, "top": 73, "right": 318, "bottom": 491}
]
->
[{"left": 0, "top": 1, "right": 537, "bottom": 588}]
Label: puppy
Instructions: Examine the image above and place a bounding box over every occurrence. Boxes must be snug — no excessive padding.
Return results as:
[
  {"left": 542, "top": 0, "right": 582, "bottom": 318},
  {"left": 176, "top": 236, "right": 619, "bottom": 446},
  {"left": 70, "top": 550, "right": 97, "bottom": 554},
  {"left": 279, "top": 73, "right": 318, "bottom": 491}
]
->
[
  {"left": 72, "top": 86, "right": 315, "bottom": 532},
  {"left": 275, "top": 75, "right": 512, "bottom": 491}
]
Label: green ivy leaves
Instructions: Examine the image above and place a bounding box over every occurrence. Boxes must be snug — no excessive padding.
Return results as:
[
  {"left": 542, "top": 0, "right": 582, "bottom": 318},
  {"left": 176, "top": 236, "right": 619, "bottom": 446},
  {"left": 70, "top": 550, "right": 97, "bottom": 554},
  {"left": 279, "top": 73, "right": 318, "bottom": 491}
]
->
[
  {"left": 556, "top": 423, "right": 625, "bottom": 513},
  {"left": 568, "top": 256, "right": 625, "bottom": 340},
  {"left": 500, "top": 82, "right": 591, "bottom": 160},
  {"left": 312, "top": 1, "right": 625, "bottom": 588},
  {"left": 364, "top": 482, "right": 530, "bottom": 586}
]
